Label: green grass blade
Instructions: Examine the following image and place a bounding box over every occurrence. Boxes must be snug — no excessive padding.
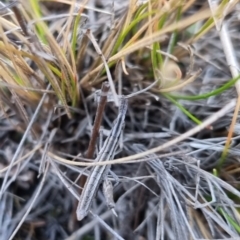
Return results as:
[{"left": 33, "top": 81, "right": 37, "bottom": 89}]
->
[
  {"left": 29, "top": 0, "right": 46, "bottom": 43},
  {"left": 113, "top": 10, "right": 157, "bottom": 53},
  {"left": 218, "top": 207, "right": 240, "bottom": 233},
  {"left": 169, "top": 75, "right": 240, "bottom": 100},
  {"left": 71, "top": 12, "right": 81, "bottom": 59},
  {"left": 163, "top": 93, "right": 202, "bottom": 125}
]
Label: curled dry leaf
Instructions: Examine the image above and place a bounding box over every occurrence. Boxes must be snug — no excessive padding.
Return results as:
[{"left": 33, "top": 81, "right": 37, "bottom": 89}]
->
[{"left": 158, "top": 59, "right": 182, "bottom": 88}]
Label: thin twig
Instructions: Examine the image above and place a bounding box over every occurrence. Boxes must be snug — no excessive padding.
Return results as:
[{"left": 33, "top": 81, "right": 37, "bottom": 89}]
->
[{"left": 86, "top": 82, "right": 110, "bottom": 159}]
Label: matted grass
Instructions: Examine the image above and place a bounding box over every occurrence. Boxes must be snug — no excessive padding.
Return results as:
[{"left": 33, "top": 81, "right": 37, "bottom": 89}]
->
[{"left": 0, "top": 0, "right": 240, "bottom": 239}]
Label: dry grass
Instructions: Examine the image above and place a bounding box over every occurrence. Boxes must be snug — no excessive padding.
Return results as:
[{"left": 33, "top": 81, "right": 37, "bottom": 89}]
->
[{"left": 0, "top": 0, "right": 240, "bottom": 239}]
